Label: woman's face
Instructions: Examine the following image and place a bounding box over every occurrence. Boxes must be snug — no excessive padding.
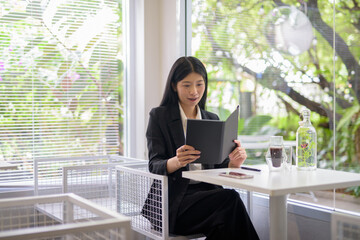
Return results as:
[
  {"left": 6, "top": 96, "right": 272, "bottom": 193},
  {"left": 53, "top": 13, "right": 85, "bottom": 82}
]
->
[{"left": 174, "top": 72, "right": 205, "bottom": 110}]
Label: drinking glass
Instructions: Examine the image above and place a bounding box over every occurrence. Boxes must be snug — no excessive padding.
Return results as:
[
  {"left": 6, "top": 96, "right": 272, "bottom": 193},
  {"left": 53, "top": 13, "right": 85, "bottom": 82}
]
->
[
  {"left": 284, "top": 146, "right": 293, "bottom": 171},
  {"left": 266, "top": 136, "right": 286, "bottom": 171}
]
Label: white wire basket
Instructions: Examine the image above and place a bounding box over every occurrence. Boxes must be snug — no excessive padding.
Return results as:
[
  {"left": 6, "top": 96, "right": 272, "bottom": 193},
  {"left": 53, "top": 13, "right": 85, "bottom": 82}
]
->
[{"left": 0, "top": 193, "right": 132, "bottom": 240}]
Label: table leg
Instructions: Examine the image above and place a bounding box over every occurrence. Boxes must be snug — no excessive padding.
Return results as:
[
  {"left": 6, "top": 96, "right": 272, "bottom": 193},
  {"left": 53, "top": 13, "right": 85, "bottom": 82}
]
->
[
  {"left": 269, "top": 195, "right": 287, "bottom": 240},
  {"left": 246, "top": 190, "right": 253, "bottom": 219}
]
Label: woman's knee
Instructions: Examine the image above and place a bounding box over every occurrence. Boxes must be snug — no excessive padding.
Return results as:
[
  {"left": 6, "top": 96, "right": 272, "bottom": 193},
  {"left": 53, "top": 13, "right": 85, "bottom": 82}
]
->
[
  {"left": 224, "top": 188, "right": 240, "bottom": 197},
  {"left": 223, "top": 189, "right": 247, "bottom": 209}
]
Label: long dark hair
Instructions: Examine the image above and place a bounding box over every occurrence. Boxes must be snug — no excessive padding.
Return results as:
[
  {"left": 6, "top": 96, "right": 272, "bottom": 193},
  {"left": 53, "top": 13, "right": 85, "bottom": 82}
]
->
[{"left": 160, "top": 56, "right": 208, "bottom": 110}]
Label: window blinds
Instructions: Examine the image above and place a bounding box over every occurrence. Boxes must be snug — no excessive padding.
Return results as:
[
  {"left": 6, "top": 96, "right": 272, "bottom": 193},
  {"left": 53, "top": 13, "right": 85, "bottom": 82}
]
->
[{"left": 0, "top": 0, "right": 122, "bottom": 183}]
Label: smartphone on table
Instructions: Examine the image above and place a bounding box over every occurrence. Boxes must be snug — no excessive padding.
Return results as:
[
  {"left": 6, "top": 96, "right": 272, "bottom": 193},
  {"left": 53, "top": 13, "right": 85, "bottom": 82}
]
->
[{"left": 219, "top": 171, "right": 253, "bottom": 179}]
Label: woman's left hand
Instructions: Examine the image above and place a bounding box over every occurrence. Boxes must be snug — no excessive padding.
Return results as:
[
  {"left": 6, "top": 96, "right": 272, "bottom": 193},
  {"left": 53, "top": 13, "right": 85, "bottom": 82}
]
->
[{"left": 228, "top": 140, "right": 247, "bottom": 168}]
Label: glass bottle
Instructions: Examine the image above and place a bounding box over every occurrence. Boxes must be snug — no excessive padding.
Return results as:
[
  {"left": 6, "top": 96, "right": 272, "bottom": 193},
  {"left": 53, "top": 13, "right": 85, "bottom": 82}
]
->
[{"left": 296, "top": 109, "right": 317, "bottom": 170}]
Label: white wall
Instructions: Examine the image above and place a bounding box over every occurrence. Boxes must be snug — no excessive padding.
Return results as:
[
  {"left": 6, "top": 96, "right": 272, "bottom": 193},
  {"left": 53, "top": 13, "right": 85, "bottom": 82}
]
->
[{"left": 126, "top": 0, "right": 185, "bottom": 159}]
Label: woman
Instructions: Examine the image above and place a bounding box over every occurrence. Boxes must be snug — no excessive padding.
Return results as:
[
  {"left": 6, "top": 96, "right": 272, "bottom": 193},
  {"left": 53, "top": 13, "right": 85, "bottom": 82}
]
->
[{"left": 143, "top": 56, "right": 259, "bottom": 239}]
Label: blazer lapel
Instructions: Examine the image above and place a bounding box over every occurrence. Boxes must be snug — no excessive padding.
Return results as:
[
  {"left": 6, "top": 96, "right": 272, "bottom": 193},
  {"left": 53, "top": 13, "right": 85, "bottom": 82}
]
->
[
  {"left": 167, "top": 104, "right": 185, "bottom": 150},
  {"left": 200, "top": 108, "right": 211, "bottom": 120}
]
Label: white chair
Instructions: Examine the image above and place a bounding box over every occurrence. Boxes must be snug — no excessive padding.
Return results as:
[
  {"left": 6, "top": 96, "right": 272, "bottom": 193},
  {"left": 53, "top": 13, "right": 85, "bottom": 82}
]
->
[
  {"left": 238, "top": 135, "right": 296, "bottom": 149},
  {"left": 62, "top": 163, "right": 119, "bottom": 212},
  {"left": 61, "top": 158, "right": 149, "bottom": 211},
  {"left": 34, "top": 155, "right": 111, "bottom": 196},
  {"left": 34, "top": 155, "right": 147, "bottom": 196},
  {"left": 0, "top": 193, "right": 132, "bottom": 240},
  {"left": 116, "top": 163, "right": 204, "bottom": 240},
  {"left": 238, "top": 135, "right": 272, "bottom": 149}
]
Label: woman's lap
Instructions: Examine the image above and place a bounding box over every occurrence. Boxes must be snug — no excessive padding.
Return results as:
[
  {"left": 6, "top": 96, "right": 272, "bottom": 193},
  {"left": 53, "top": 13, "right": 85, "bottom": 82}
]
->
[{"left": 173, "top": 183, "right": 259, "bottom": 240}]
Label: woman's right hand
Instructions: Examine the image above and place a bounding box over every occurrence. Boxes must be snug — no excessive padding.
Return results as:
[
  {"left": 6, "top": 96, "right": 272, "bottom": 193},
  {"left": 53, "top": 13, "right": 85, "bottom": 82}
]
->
[
  {"left": 176, "top": 145, "right": 201, "bottom": 167},
  {"left": 167, "top": 145, "right": 201, "bottom": 173}
]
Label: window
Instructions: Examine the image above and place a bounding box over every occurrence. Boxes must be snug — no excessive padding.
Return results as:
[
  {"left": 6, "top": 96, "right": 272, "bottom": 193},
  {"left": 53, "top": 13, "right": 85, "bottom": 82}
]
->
[
  {"left": 191, "top": 0, "right": 360, "bottom": 214},
  {"left": 0, "top": 0, "right": 124, "bottom": 184}
]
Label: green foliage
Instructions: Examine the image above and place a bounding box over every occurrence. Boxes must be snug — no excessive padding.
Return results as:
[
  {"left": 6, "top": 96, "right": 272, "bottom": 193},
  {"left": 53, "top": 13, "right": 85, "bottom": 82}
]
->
[
  {"left": 194, "top": 0, "right": 360, "bottom": 196},
  {"left": 0, "top": 0, "right": 124, "bottom": 162},
  {"left": 345, "top": 186, "right": 360, "bottom": 198},
  {"left": 207, "top": 105, "right": 280, "bottom": 136},
  {"left": 269, "top": 113, "right": 298, "bottom": 140},
  {"left": 193, "top": 1, "right": 359, "bottom": 153},
  {"left": 337, "top": 104, "right": 360, "bottom": 131},
  {"left": 240, "top": 115, "right": 276, "bottom": 135}
]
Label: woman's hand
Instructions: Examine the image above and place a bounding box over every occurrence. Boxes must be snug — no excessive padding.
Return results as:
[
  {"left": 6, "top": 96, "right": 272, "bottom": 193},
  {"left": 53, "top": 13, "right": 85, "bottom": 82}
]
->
[
  {"left": 167, "top": 145, "right": 201, "bottom": 173},
  {"left": 175, "top": 145, "right": 201, "bottom": 167},
  {"left": 228, "top": 140, "right": 247, "bottom": 168}
]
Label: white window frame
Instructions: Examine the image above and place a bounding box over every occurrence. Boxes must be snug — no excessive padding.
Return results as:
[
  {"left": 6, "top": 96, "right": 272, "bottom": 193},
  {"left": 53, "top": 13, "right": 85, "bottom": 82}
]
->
[{"left": 125, "top": 0, "right": 187, "bottom": 159}]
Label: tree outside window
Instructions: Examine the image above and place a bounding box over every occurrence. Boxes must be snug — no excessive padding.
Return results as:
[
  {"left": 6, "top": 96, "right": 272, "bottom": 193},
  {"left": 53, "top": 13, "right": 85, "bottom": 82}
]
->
[{"left": 192, "top": 0, "right": 360, "bottom": 212}]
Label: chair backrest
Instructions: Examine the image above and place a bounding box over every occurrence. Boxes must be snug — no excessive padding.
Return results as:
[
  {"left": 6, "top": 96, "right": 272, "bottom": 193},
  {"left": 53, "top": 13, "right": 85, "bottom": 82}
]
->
[
  {"left": 116, "top": 164, "right": 169, "bottom": 240},
  {"left": 238, "top": 135, "right": 272, "bottom": 149},
  {"left": 34, "top": 155, "right": 111, "bottom": 196},
  {"left": 238, "top": 135, "right": 296, "bottom": 149},
  {"left": 63, "top": 163, "right": 119, "bottom": 212},
  {"left": 34, "top": 155, "right": 148, "bottom": 196},
  {"left": 108, "top": 155, "right": 149, "bottom": 165}
]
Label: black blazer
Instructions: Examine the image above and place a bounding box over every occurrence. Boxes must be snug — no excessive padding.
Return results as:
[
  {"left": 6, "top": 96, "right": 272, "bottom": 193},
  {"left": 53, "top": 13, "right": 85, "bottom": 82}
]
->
[{"left": 143, "top": 103, "right": 230, "bottom": 233}]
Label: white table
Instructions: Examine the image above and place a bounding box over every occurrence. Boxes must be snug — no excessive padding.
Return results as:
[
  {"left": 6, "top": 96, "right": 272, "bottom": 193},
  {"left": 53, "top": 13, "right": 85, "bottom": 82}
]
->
[{"left": 182, "top": 165, "right": 360, "bottom": 240}]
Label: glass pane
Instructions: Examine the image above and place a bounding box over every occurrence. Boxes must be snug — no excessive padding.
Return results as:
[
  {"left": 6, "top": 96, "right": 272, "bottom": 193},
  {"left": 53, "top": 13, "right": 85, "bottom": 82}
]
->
[
  {"left": 333, "top": 1, "right": 360, "bottom": 213},
  {"left": 0, "top": 0, "right": 124, "bottom": 183},
  {"left": 191, "top": 0, "right": 359, "bottom": 214}
]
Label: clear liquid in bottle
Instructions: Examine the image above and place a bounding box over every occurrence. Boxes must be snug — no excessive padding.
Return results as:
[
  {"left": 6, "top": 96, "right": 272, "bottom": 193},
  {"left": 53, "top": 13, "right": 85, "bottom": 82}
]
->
[{"left": 296, "top": 109, "right": 317, "bottom": 170}]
